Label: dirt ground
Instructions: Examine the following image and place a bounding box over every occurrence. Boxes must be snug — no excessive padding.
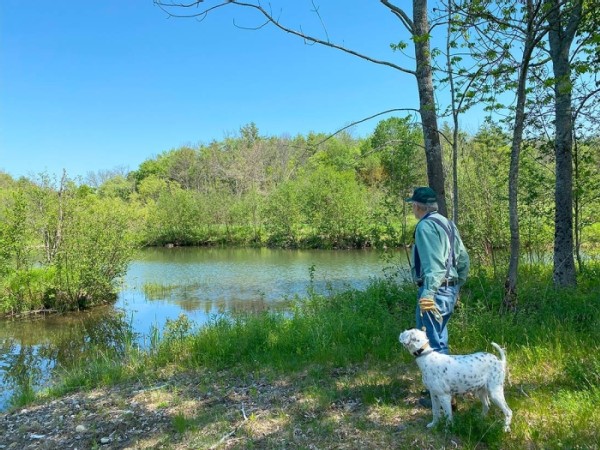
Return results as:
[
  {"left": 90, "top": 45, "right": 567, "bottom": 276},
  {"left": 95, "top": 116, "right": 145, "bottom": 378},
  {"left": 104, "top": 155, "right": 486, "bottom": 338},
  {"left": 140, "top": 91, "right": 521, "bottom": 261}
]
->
[{"left": 1, "top": 366, "right": 459, "bottom": 449}]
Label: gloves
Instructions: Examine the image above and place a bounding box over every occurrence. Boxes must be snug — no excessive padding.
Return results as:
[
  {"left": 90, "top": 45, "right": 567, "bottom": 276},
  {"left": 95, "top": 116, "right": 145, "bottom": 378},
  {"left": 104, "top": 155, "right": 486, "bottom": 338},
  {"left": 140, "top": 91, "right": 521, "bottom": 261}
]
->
[{"left": 418, "top": 297, "right": 443, "bottom": 324}]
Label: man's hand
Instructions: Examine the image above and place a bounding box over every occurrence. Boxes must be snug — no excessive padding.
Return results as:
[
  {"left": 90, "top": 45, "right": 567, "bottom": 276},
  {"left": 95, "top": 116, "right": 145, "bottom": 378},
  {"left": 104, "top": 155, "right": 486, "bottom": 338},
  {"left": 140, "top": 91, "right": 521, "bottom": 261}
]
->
[{"left": 418, "top": 297, "right": 442, "bottom": 323}]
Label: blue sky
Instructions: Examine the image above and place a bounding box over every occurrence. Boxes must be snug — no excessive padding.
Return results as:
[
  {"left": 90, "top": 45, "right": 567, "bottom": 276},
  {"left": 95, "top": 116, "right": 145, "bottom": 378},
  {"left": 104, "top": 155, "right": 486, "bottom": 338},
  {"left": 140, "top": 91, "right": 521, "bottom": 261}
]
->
[{"left": 1, "top": 1, "right": 485, "bottom": 180}]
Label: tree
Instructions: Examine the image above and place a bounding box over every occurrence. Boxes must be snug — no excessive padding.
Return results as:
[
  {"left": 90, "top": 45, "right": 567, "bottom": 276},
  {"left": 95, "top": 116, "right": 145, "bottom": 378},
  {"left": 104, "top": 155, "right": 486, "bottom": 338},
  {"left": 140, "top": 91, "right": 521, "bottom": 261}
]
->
[
  {"left": 454, "top": 0, "right": 548, "bottom": 308},
  {"left": 154, "top": 0, "right": 450, "bottom": 216},
  {"left": 544, "top": 0, "right": 582, "bottom": 287},
  {"left": 509, "top": 0, "right": 599, "bottom": 285},
  {"left": 504, "top": 0, "right": 547, "bottom": 307},
  {"left": 383, "top": 0, "right": 449, "bottom": 215}
]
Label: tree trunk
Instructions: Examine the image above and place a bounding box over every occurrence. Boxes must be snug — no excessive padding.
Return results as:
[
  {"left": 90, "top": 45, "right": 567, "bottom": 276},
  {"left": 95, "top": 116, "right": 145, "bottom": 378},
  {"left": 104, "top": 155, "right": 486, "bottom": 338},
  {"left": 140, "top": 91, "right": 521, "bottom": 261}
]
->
[
  {"left": 446, "top": 0, "right": 459, "bottom": 224},
  {"left": 552, "top": 58, "right": 577, "bottom": 287},
  {"left": 546, "top": 0, "right": 580, "bottom": 287},
  {"left": 504, "top": 1, "right": 543, "bottom": 310},
  {"left": 413, "top": 0, "right": 448, "bottom": 217},
  {"left": 505, "top": 108, "right": 523, "bottom": 310}
]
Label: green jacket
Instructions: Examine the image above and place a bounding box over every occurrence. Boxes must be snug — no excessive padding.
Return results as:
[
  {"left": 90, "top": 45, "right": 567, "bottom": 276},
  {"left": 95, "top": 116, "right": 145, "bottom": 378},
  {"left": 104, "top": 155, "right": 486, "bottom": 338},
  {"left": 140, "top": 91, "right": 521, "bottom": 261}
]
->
[{"left": 410, "top": 212, "right": 470, "bottom": 300}]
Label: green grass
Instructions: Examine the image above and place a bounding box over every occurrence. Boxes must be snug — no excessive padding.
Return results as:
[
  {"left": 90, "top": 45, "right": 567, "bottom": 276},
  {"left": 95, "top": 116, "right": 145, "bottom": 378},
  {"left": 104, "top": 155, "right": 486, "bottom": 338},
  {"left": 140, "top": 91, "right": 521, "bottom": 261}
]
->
[
  {"left": 27, "top": 262, "right": 600, "bottom": 448},
  {"left": 8, "top": 379, "right": 37, "bottom": 410}
]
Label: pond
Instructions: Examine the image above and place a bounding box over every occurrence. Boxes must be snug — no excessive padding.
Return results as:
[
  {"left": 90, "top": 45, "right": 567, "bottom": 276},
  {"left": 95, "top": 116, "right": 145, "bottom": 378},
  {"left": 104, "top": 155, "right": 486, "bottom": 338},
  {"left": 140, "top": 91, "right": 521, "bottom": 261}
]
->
[{"left": 0, "top": 247, "right": 409, "bottom": 411}]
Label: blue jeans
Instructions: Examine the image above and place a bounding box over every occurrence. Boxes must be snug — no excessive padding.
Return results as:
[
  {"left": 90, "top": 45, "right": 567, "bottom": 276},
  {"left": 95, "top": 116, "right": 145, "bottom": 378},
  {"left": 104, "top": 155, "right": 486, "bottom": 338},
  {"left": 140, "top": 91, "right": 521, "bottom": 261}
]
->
[{"left": 415, "top": 284, "right": 459, "bottom": 355}]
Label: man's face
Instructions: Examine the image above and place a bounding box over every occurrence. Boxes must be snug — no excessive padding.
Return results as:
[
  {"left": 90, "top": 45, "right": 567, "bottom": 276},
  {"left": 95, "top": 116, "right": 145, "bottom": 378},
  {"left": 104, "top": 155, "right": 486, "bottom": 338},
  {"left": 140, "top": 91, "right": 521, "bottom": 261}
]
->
[{"left": 412, "top": 202, "right": 427, "bottom": 219}]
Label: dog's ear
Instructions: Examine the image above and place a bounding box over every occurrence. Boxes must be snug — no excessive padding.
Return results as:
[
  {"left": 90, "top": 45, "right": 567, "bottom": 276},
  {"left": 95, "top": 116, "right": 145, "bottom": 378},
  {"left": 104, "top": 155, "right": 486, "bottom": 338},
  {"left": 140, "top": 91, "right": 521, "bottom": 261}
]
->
[
  {"left": 399, "top": 331, "right": 419, "bottom": 354},
  {"left": 398, "top": 330, "right": 409, "bottom": 345}
]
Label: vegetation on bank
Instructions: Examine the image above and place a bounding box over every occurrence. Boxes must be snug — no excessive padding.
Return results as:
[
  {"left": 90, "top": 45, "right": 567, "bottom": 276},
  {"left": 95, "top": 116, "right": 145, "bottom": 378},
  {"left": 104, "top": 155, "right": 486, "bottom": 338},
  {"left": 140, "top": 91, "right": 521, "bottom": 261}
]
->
[
  {"left": 9, "top": 264, "right": 598, "bottom": 448},
  {"left": 1, "top": 120, "right": 599, "bottom": 315},
  {"left": 0, "top": 173, "right": 138, "bottom": 315}
]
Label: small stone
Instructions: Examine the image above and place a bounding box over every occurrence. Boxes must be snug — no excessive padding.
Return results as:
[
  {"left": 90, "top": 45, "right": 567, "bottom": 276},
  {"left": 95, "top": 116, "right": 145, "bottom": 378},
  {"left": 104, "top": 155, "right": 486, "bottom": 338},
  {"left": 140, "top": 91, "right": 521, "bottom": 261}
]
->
[
  {"left": 30, "top": 433, "right": 45, "bottom": 439},
  {"left": 100, "top": 437, "right": 111, "bottom": 445},
  {"left": 75, "top": 424, "right": 87, "bottom": 433}
]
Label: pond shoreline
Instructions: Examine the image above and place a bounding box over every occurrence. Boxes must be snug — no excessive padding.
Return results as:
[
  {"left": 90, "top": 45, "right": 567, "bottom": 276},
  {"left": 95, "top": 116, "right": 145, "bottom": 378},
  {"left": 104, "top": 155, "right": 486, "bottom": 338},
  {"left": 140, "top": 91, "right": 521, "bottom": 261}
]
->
[{"left": 0, "top": 248, "right": 403, "bottom": 413}]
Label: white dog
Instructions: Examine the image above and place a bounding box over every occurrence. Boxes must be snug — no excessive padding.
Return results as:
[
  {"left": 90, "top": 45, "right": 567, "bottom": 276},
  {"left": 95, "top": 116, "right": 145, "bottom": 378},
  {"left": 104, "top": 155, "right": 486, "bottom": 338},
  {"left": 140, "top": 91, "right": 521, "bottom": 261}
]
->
[{"left": 399, "top": 328, "right": 512, "bottom": 431}]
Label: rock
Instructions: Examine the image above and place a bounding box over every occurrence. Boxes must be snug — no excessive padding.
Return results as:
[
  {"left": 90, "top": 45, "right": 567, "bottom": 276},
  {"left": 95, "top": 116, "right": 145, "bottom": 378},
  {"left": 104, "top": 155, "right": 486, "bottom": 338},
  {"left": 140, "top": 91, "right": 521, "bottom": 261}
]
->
[{"left": 75, "top": 424, "right": 87, "bottom": 433}]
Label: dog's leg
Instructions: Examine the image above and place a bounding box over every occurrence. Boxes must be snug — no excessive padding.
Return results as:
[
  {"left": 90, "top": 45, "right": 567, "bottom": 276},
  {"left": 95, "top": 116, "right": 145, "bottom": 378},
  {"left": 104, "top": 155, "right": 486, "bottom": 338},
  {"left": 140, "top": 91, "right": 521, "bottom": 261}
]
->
[
  {"left": 438, "top": 394, "right": 453, "bottom": 427},
  {"left": 489, "top": 387, "right": 512, "bottom": 432},
  {"left": 427, "top": 394, "right": 442, "bottom": 428},
  {"left": 476, "top": 388, "right": 491, "bottom": 416}
]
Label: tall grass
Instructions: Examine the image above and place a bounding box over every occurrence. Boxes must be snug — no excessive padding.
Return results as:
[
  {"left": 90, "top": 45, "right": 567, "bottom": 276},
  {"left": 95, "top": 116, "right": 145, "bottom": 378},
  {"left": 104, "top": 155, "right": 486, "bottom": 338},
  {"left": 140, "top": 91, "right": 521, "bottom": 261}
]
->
[{"left": 144, "top": 277, "right": 412, "bottom": 372}]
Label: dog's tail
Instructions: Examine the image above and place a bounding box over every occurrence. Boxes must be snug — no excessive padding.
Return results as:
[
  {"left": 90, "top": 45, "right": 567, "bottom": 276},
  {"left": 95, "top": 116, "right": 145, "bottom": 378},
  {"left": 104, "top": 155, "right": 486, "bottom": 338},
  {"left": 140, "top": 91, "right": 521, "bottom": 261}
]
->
[
  {"left": 491, "top": 342, "right": 507, "bottom": 367},
  {"left": 492, "top": 342, "right": 510, "bottom": 384}
]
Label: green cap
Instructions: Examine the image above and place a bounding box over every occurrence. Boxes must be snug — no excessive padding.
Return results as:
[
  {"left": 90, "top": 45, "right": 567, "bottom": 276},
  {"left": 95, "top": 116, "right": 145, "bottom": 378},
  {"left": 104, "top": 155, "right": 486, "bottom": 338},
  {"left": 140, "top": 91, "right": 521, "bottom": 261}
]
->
[{"left": 405, "top": 186, "right": 438, "bottom": 204}]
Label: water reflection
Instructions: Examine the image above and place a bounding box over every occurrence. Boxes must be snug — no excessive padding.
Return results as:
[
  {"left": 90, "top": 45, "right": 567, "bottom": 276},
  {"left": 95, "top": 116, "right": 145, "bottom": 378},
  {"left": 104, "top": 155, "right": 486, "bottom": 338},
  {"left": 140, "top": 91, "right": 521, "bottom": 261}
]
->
[
  {"left": 0, "top": 340, "right": 47, "bottom": 406},
  {"left": 0, "top": 309, "right": 134, "bottom": 410},
  {"left": 0, "top": 247, "right": 406, "bottom": 411}
]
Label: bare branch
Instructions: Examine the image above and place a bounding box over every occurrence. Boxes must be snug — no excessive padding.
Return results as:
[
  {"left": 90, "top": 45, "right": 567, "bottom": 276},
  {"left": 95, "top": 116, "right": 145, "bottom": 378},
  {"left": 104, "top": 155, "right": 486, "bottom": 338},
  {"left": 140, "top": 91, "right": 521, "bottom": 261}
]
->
[
  {"left": 233, "top": 17, "right": 269, "bottom": 30},
  {"left": 154, "top": 0, "right": 228, "bottom": 20},
  {"left": 573, "top": 86, "right": 600, "bottom": 122},
  {"left": 314, "top": 108, "right": 420, "bottom": 146},
  {"left": 155, "top": 0, "right": 416, "bottom": 75},
  {"left": 311, "top": 0, "right": 330, "bottom": 43},
  {"left": 380, "top": 0, "right": 414, "bottom": 33}
]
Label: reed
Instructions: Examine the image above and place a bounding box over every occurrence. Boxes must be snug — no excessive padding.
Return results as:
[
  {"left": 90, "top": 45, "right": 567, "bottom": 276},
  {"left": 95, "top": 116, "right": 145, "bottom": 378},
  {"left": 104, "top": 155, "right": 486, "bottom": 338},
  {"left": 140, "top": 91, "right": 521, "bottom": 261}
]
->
[{"left": 141, "top": 282, "right": 180, "bottom": 300}]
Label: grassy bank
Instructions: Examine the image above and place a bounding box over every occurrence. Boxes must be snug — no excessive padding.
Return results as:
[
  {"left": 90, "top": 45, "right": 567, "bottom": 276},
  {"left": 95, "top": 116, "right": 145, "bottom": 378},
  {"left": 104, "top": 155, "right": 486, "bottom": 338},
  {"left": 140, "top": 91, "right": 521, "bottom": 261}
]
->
[{"left": 16, "top": 263, "right": 600, "bottom": 449}]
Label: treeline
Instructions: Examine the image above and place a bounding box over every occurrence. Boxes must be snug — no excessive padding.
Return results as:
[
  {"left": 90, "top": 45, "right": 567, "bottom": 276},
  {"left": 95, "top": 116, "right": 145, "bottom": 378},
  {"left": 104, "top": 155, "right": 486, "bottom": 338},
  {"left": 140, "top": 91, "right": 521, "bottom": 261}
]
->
[
  {"left": 98, "top": 120, "right": 600, "bottom": 258},
  {"left": 1, "top": 119, "right": 599, "bottom": 314},
  {"left": 84, "top": 120, "right": 427, "bottom": 249}
]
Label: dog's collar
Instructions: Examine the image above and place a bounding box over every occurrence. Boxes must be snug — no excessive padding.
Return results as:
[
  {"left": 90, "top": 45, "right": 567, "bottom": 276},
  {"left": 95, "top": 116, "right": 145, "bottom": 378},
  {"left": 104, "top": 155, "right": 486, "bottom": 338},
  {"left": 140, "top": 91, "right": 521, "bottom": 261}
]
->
[{"left": 413, "top": 343, "right": 432, "bottom": 357}]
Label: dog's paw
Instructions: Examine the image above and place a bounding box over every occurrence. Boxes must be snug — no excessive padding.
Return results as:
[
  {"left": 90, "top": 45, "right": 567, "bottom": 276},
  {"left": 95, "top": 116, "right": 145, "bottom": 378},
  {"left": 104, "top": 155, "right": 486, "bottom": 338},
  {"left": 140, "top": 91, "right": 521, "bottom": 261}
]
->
[{"left": 426, "top": 421, "right": 437, "bottom": 428}]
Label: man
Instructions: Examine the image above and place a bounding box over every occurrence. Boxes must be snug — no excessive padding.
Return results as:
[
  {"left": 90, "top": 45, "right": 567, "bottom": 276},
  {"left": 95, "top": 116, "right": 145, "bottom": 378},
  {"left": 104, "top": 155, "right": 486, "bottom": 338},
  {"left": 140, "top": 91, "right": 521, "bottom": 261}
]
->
[
  {"left": 406, "top": 187, "right": 470, "bottom": 355},
  {"left": 406, "top": 187, "right": 470, "bottom": 409}
]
